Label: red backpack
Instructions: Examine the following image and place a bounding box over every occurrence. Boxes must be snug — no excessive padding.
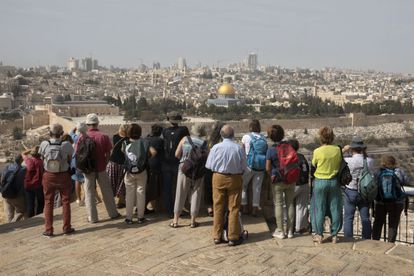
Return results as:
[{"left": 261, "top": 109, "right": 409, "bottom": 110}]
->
[{"left": 276, "top": 142, "right": 300, "bottom": 184}]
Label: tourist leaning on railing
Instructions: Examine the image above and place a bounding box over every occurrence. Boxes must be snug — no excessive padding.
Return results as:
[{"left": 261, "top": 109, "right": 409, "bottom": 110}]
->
[
  {"left": 310, "top": 126, "right": 343, "bottom": 244},
  {"left": 342, "top": 137, "right": 375, "bottom": 240},
  {"left": 372, "top": 155, "right": 409, "bottom": 243}
]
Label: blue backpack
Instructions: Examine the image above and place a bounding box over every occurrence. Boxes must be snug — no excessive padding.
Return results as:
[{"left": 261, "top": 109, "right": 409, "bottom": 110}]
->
[
  {"left": 246, "top": 134, "right": 268, "bottom": 171},
  {"left": 377, "top": 168, "right": 405, "bottom": 201}
]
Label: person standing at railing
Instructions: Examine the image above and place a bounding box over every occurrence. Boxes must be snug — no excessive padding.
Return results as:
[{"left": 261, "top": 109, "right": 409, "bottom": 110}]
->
[
  {"left": 342, "top": 137, "right": 375, "bottom": 240},
  {"left": 372, "top": 155, "right": 408, "bottom": 243}
]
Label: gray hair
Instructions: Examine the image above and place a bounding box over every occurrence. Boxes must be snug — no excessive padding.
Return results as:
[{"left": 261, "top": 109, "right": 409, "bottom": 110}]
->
[
  {"left": 50, "top": 123, "right": 63, "bottom": 138},
  {"left": 190, "top": 123, "right": 207, "bottom": 137},
  {"left": 220, "top": 124, "right": 234, "bottom": 139},
  {"left": 76, "top": 122, "right": 87, "bottom": 134}
]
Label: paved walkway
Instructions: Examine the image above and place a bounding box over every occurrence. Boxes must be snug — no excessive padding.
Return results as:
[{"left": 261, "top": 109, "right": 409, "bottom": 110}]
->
[{"left": 0, "top": 203, "right": 413, "bottom": 275}]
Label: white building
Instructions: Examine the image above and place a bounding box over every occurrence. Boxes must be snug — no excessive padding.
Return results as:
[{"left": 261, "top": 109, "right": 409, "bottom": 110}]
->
[{"left": 67, "top": 57, "right": 79, "bottom": 71}]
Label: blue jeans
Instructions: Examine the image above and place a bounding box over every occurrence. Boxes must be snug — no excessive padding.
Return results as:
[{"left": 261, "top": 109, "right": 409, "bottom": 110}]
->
[
  {"left": 161, "top": 162, "right": 179, "bottom": 216},
  {"left": 343, "top": 187, "right": 372, "bottom": 239}
]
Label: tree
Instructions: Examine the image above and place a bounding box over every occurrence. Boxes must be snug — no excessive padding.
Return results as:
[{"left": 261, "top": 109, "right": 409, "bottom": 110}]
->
[{"left": 12, "top": 127, "right": 23, "bottom": 140}]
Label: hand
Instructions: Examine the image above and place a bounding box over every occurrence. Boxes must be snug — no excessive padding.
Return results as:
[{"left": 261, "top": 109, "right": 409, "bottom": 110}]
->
[{"left": 342, "top": 145, "right": 350, "bottom": 153}]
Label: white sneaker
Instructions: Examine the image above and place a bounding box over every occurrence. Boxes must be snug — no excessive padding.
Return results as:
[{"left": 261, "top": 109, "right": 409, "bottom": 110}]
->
[
  {"left": 76, "top": 199, "right": 85, "bottom": 206},
  {"left": 287, "top": 231, "right": 294, "bottom": 239},
  {"left": 272, "top": 230, "right": 286, "bottom": 239}
]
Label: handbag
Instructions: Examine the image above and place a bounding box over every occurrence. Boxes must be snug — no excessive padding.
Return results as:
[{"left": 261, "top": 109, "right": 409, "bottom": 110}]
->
[{"left": 337, "top": 146, "right": 352, "bottom": 186}]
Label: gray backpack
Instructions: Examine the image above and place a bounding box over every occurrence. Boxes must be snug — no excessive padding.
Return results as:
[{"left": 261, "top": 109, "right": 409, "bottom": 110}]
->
[
  {"left": 358, "top": 158, "right": 377, "bottom": 202},
  {"left": 44, "top": 141, "right": 63, "bottom": 173}
]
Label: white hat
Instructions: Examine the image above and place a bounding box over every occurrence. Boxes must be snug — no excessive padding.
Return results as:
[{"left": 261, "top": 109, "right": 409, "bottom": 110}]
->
[{"left": 86, "top": 113, "right": 99, "bottom": 125}]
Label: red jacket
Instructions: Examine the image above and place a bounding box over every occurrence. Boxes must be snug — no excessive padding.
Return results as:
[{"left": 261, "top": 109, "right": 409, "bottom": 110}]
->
[{"left": 24, "top": 156, "right": 44, "bottom": 189}]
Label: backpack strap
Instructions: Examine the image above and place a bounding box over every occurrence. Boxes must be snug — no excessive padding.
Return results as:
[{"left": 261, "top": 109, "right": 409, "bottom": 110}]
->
[{"left": 186, "top": 136, "right": 196, "bottom": 150}]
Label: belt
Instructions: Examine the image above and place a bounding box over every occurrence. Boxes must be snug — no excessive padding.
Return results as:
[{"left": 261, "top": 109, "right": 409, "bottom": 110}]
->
[{"left": 213, "top": 172, "right": 243, "bottom": 176}]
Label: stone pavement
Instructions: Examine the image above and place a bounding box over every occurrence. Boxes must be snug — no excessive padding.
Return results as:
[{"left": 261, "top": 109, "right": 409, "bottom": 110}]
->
[{"left": 0, "top": 203, "right": 413, "bottom": 275}]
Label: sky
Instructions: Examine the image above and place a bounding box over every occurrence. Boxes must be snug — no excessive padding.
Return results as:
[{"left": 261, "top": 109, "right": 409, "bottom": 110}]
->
[{"left": 0, "top": 0, "right": 413, "bottom": 73}]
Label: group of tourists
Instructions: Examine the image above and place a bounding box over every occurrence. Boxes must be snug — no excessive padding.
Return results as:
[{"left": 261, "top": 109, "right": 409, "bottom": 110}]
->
[{"left": 0, "top": 114, "right": 409, "bottom": 246}]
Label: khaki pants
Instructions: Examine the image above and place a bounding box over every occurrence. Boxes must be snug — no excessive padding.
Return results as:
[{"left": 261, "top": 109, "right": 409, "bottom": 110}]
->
[
  {"left": 84, "top": 171, "right": 118, "bottom": 223},
  {"left": 212, "top": 173, "right": 242, "bottom": 241},
  {"left": 174, "top": 165, "right": 204, "bottom": 217},
  {"left": 124, "top": 171, "right": 147, "bottom": 220},
  {"left": 3, "top": 195, "right": 26, "bottom": 223},
  {"left": 272, "top": 183, "right": 295, "bottom": 233}
]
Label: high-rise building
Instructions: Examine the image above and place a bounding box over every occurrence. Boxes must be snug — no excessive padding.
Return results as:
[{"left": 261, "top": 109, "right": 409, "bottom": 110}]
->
[
  {"left": 67, "top": 57, "right": 79, "bottom": 71},
  {"left": 177, "top": 57, "right": 187, "bottom": 71},
  {"left": 82, "top": 58, "right": 93, "bottom": 71},
  {"left": 153, "top": 62, "right": 161, "bottom": 70},
  {"left": 246, "top": 52, "right": 258, "bottom": 71}
]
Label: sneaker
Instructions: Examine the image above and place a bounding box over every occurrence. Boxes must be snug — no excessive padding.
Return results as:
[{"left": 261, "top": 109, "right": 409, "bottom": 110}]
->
[
  {"left": 76, "top": 199, "right": 85, "bottom": 206},
  {"left": 331, "top": 236, "right": 338, "bottom": 244},
  {"left": 272, "top": 230, "right": 286, "bottom": 239},
  {"left": 42, "top": 231, "right": 53, "bottom": 238},
  {"left": 63, "top": 228, "right": 75, "bottom": 235},
  {"left": 137, "top": 218, "right": 147, "bottom": 224},
  {"left": 228, "top": 239, "right": 243, "bottom": 246},
  {"left": 124, "top": 219, "right": 133, "bottom": 225},
  {"left": 287, "top": 231, "right": 294, "bottom": 239}
]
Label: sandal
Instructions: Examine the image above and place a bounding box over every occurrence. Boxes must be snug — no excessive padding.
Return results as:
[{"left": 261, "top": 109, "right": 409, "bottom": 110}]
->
[
  {"left": 169, "top": 222, "right": 178, "bottom": 228},
  {"left": 312, "top": 234, "right": 323, "bottom": 245},
  {"left": 190, "top": 222, "right": 199, "bottom": 228}
]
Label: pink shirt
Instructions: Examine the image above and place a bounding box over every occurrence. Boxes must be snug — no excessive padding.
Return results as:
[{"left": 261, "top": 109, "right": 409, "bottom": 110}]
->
[{"left": 86, "top": 129, "right": 112, "bottom": 172}]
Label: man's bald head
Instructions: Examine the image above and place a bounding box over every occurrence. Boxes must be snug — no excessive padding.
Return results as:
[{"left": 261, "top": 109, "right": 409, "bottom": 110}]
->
[{"left": 220, "top": 124, "right": 234, "bottom": 139}]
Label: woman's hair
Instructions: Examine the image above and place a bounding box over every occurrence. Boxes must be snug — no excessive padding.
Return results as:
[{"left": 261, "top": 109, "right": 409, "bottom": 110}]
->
[
  {"left": 249, "top": 119, "right": 261, "bottom": 133},
  {"left": 118, "top": 124, "right": 129, "bottom": 137},
  {"left": 381, "top": 155, "right": 397, "bottom": 169},
  {"left": 30, "top": 146, "right": 40, "bottom": 158},
  {"left": 287, "top": 138, "right": 299, "bottom": 151},
  {"left": 267, "top": 125, "right": 284, "bottom": 142},
  {"left": 191, "top": 123, "right": 207, "bottom": 137},
  {"left": 208, "top": 121, "right": 225, "bottom": 147},
  {"left": 76, "top": 122, "right": 87, "bottom": 134},
  {"left": 61, "top": 133, "right": 74, "bottom": 144},
  {"left": 318, "top": 126, "right": 335, "bottom": 145},
  {"left": 150, "top": 124, "right": 163, "bottom": 137},
  {"left": 128, "top": 123, "right": 142, "bottom": 139}
]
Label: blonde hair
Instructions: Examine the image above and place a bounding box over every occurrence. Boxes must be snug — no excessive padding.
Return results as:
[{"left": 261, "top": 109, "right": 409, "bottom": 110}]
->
[
  {"left": 318, "top": 126, "right": 335, "bottom": 145},
  {"left": 119, "top": 124, "right": 129, "bottom": 137}
]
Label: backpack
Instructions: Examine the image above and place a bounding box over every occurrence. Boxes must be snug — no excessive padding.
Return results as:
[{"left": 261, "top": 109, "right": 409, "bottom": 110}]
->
[
  {"left": 297, "top": 153, "right": 309, "bottom": 185},
  {"left": 357, "top": 158, "right": 377, "bottom": 202},
  {"left": 44, "top": 141, "right": 63, "bottom": 173},
  {"left": 222, "top": 211, "right": 249, "bottom": 242},
  {"left": 377, "top": 168, "right": 405, "bottom": 202},
  {"left": 0, "top": 165, "right": 21, "bottom": 199},
  {"left": 276, "top": 142, "right": 300, "bottom": 184},
  {"left": 163, "top": 127, "right": 187, "bottom": 163},
  {"left": 76, "top": 136, "right": 96, "bottom": 174},
  {"left": 124, "top": 140, "right": 147, "bottom": 174},
  {"left": 181, "top": 136, "right": 208, "bottom": 180},
  {"left": 246, "top": 134, "right": 267, "bottom": 171}
]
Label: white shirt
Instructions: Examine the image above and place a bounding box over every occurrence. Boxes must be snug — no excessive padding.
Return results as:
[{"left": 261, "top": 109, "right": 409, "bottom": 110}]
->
[
  {"left": 344, "top": 153, "right": 375, "bottom": 190},
  {"left": 241, "top": 132, "right": 263, "bottom": 155}
]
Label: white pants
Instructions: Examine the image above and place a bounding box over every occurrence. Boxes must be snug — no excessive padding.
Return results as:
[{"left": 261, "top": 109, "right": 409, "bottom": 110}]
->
[
  {"left": 241, "top": 167, "right": 264, "bottom": 207},
  {"left": 84, "top": 171, "right": 118, "bottom": 223},
  {"left": 124, "top": 171, "right": 147, "bottom": 220},
  {"left": 173, "top": 165, "right": 204, "bottom": 217},
  {"left": 293, "top": 184, "right": 309, "bottom": 231}
]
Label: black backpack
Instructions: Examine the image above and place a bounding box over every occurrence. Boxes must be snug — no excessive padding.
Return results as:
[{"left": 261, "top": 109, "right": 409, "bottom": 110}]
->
[
  {"left": 0, "top": 165, "right": 21, "bottom": 199},
  {"left": 163, "top": 126, "right": 188, "bottom": 163},
  {"left": 76, "top": 136, "right": 96, "bottom": 174},
  {"left": 297, "top": 153, "right": 310, "bottom": 185},
  {"left": 181, "top": 136, "right": 209, "bottom": 180}
]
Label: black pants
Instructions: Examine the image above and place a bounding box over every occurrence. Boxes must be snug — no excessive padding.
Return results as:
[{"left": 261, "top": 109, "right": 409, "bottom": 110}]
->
[
  {"left": 204, "top": 169, "right": 213, "bottom": 208},
  {"left": 25, "top": 187, "right": 45, "bottom": 218},
  {"left": 372, "top": 201, "right": 404, "bottom": 243}
]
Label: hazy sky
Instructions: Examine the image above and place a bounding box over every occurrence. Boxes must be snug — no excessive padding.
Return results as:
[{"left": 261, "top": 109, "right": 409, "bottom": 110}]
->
[{"left": 1, "top": 0, "right": 413, "bottom": 73}]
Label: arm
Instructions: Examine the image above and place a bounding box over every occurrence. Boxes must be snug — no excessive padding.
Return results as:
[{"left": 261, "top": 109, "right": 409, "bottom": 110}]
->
[
  {"left": 149, "top": 146, "right": 157, "bottom": 158},
  {"left": 266, "top": 159, "right": 272, "bottom": 175},
  {"left": 175, "top": 137, "right": 186, "bottom": 159},
  {"left": 205, "top": 147, "right": 215, "bottom": 170}
]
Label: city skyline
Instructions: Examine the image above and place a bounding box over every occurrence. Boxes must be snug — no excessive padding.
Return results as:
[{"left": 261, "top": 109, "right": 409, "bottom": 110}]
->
[{"left": 1, "top": 0, "right": 414, "bottom": 73}]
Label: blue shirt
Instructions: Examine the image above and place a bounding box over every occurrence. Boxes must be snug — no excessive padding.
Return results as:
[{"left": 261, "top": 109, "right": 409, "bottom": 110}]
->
[
  {"left": 266, "top": 144, "right": 280, "bottom": 179},
  {"left": 205, "top": 138, "right": 246, "bottom": 174}
]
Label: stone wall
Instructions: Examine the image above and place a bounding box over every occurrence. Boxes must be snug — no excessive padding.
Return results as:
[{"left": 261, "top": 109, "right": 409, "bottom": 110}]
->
[
  {"left": 22, "top": 110, "right": 49, "bottom": 130},
  {"left": 0, "top": 119, "right": 23, "bottom": 134}
]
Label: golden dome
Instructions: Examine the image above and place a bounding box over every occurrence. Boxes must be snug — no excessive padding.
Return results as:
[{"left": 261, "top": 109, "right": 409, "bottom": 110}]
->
[{"left": 218, "top": 83, "right": 235, "bottom": 95}]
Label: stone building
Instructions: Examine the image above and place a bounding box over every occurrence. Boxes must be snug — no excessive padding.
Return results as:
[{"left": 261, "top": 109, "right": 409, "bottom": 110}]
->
[{"left": 207, "top": 83, "right": 244, "bottom": 107}]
